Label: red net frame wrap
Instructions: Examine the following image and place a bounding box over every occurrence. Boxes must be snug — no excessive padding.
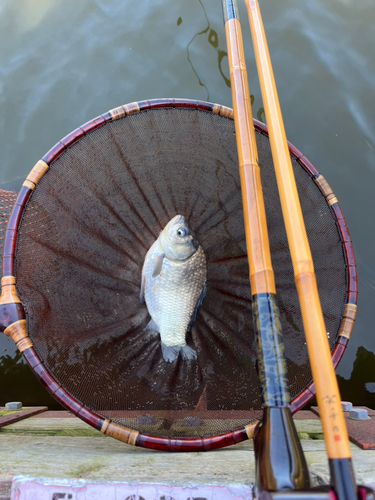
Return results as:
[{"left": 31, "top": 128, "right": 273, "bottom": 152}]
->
[{"left": 0, "top": 99, "right": 357, "bottom": 452}]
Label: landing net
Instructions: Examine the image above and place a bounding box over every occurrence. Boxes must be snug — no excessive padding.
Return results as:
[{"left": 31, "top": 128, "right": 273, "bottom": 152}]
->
[{"left": 1, "top": 100, "right": 355, "bottom": 450}]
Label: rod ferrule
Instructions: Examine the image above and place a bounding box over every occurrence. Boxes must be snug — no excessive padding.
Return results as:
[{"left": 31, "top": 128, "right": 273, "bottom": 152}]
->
[{"left": 222, "top": 0, "right": 239, "bottom": 24}]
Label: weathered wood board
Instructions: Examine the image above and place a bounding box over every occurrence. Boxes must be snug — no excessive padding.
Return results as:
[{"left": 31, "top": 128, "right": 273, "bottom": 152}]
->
[
  {"left": 311, "top": 406, "right": 375, "bottom": 450},
  {"left": 0, "top": 414, "right": 374, "bottom": 499},
  {"left": 0, "top": 407, "right": 47, "bottom": 428}
]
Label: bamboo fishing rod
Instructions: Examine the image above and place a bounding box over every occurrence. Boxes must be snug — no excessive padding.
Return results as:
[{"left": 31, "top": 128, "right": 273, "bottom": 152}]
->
[
  {"left": 244, "top": 1, "right": 357, "bottom": 499},
  {"left": 221, "top": 0, "right": 309, "bottom": 491}
]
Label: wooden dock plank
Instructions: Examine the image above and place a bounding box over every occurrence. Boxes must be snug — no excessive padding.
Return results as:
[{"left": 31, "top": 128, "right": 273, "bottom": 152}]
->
[
  {"left": 311, "top": 406, "right": 375, "bottom": 450},
  {"left": 0, "top": 433, "right": 255, "bottom": 484},
  {"left": 0, "top": 479, "right": 11, "bottom": 500},
  {"left": 0, "top": 407, "right": 47, "bottom": 428},
  {"left": 0, "top": 416, "right": 374, "bottom": 491},
  {"left": 1, "top": 415, "right": 325, "bottom": 440},
  {"left": 1, "top": 432, "right": 374, "bottom": 487},
  {"left": 0, "top": 417, "right": 102, "bottom": 437}
]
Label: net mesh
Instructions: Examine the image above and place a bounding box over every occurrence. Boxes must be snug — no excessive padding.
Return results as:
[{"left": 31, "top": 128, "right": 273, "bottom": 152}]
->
[
  {"left": 0, "top": 189, "right": 18, "bottom": 270},
  {"left": 13, "top": 108, "right": 346, "bottom": 438}
]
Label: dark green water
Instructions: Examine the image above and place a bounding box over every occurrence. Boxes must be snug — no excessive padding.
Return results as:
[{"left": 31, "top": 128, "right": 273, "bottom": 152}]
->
[{"left": 0, "top": 0, "right": 374, "bottom": 409}]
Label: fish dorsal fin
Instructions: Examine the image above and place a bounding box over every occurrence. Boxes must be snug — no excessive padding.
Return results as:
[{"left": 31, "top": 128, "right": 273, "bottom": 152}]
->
[{"left": 152, "top": 252, "right": 165, "bottom": 278}]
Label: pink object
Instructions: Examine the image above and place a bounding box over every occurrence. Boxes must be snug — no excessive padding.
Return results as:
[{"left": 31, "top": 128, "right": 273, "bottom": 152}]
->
[{"left": 11, "top": 477, "right": 253, "bottom": 500}]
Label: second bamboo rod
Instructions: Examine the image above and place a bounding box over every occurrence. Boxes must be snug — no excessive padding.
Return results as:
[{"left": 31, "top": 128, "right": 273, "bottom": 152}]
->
[{"left": 244, "top": 0, "right": 352, "bottom": 463}]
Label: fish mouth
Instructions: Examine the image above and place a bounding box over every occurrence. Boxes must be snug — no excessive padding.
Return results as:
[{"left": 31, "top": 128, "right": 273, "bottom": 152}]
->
[{"left": 171, "top": 214, "right": 184, "bottom": 225}]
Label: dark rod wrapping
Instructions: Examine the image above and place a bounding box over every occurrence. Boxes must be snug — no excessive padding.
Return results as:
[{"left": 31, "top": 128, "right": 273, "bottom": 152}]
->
[
  {"left": 252, "top": 293, "right": 291, "bottom": 407},
  {"left": 328, "top": 459, "right": 358, "bottom": 500},
  {"left": 254, "top": 407, "right": 310, "bottom": 491}
]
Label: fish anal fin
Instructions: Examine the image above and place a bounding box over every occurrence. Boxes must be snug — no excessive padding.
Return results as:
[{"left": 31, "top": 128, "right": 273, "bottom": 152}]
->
[
  {"left": 146, "top": 318, "right": 160, "bottom": 333},
  {"left": 152, "top": 252, "right": 165, "bottom": 278}
]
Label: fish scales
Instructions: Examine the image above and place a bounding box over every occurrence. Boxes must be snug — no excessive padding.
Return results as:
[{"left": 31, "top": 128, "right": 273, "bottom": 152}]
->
[{"left": 143, "top": 243, "right": 206, "bottom": 346}]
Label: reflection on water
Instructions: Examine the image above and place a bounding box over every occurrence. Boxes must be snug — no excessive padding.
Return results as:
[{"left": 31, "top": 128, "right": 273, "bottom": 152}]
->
[
  {"left": 182, "top": 0, "right": 228, "bottom": 102},
  {"left": 2, "top": 0, "right": 64, "bottom": 34},
  {"left": 184, "top": 0, "right": 230, "bottom": 101},
  {"left": 0, "top": 0, "right": 375, "bottom": 409},
  {"left": 0, "top": 348, "right": 60, "bottom": 408},
  {"left": 337, "top": 347, "right": 375, "bottom": 409},
  {"left": 181, "top": 0, "right": 266, "bottom": 118}
]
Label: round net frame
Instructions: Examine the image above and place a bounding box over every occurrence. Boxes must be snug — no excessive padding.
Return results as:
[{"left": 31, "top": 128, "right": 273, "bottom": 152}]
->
[{"left": 0, "top": 99, "right": 357, "bottom": 452}]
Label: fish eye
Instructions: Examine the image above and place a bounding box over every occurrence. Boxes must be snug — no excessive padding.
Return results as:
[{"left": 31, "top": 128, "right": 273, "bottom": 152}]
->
[{"left": 177, "top": 227, "right": 187, "bottom": 238}]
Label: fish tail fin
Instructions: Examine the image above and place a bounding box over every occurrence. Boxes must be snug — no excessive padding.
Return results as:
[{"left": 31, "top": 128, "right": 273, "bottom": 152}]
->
[
  {"left": 180, "top": 344, "right": 197, "bottom": 361},
  {"left": 161, "top": 343, "right": 180, "bottom": 363}
]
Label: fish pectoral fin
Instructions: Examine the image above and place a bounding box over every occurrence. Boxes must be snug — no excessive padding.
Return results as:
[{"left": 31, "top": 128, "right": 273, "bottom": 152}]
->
[
  {"left": 188, "top": 281, "right": 207, "bottom": 331},
  {"left": 152, "top": 252, "right": 165, "bottom": 278},
  {"left": 140, "top": 275, "right": 146, "bottom": 303}
]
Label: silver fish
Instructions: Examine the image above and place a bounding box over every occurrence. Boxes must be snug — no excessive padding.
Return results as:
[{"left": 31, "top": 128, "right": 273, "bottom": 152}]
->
[{"left": 140, "top": 215, "right": 207, "bottom": 363}]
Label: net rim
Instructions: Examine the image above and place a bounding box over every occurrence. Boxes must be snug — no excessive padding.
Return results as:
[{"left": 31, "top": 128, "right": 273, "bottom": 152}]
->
[{"left": 1, "top": 97, "right": 357, "bottom": 451}]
